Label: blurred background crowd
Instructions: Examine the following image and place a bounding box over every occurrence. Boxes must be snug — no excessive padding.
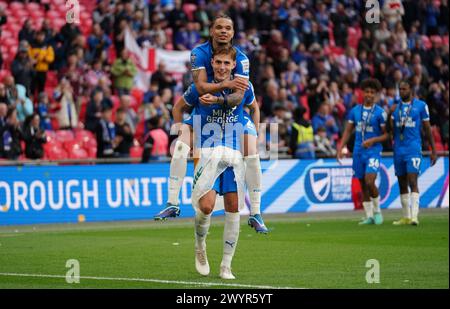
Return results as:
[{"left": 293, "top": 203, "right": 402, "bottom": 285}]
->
[{"left": 0, "top": 0, "right": 448, "bottom": 162}]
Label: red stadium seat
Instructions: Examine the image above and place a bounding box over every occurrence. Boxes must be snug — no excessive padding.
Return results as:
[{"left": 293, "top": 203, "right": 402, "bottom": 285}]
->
[
  {"left": 129, "top": 146, "right": 143, "bottom": 159},
  {"left": 74, "top": 129, "right": 95, "bottom": 147},
  {"left": 44, "top": 142, "right": 69, "bottom": 160},
  {"left": 70, "top": 148, "right": 89, "bottom": 159},
  {"left": 55, "top": 130, "right": 74, "bottom": 142},
  {"left": 9, "top": 2, "right": 25, "bottom": 11},
  {"left": 63, "top": 140, "right": 83, "bottom": 153}
]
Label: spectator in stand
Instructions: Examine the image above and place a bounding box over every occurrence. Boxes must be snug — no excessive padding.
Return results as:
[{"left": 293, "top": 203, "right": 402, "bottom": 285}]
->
[
  {"left": 314, "top": 126, "right": 336, "bottom": 157},
  {"left": 330, "top": 3, "right": 349, "bottom": 48},
  {"left": 311, "top": 102, "right": 339, "bottom": 145},
  {"left": 0, "top": 108, "right": 23, "bottom": 160},
  {"left": 85, "top": 89, "right": 104, "bottom": 132},
  {"left": 3, "top": 76, "right": 20, "bottom": 107},
  {"left": 290, "top": 106, "right": 315, "bottom": 159},
  {"left": 114, "top": 107, "right": 134, "bottom": 157},
  {"left": 59, "top": 52, "right": 84, "bottom": 102},
  {"left": 96, "top": 105, "right": 116, "bottom": 158},
  {"left": 85, "top": 58, "right": 111, "bottom": 94},
  {"left": 0, "top": 102, "right": 6, "bottom": 131},
  {"left": 54, "top": 78, "right": 78, "bottom": 130},
  {"left": 150, "top": 62, "right": 177, "bottom": 92},
  {"left": 383, "top": 0, "right": 405, "bottom": 28},
  {"left": 23, "top": 113, "right": 47, "bottom": 159},
  {"left": 141, "top": 94, "right": 170, "bottom": 130},
  {"left": 337, "top": 47, "right": 361, "bottom": 86},
  {"left": 87, "top": 23, "right": 112, "bottom": 64},
  {"left": 15, "top": 84, "right": 34, "bottom": 123},
  {"left": 37, "top": 92, "right": 53, "bottom": 131},
  {"left": 11, "top": 43, "right": 35, "bottom": 97},
  {"left": 119, "top": 94, "right": 138, "bottom": 134},
  {"left": 174, "top": 22, "right": 201, "bottom": 51},
  {"left": 141, "top": 115, "right": 169, "bottom": 162},
  {"left": 111, "top": 49, "right": 137, "bottom": 96},
  {"left": 28, "top": 30, "right": 55, "bottom": 98},
  {"left": 0, "top": 83, "right": 11, "bottom": 106},
  {"left": 265, "top": 29, "right": 289, "bottom": 61}
]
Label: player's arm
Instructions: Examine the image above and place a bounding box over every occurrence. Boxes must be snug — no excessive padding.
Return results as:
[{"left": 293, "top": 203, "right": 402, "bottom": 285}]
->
[
  {"left": 386, "top": 104, "right": 397, "bottom": 140},
  {"left": 362, "top": 125, "right": 388, "bottom": 148},
  {"left": 192, "top": 69, "right": 248, "bottom": 95},
  {"left": 247, "top": 99, "right": 260, "bottom": 132},
  {"left": 422, "top": 120, "right": 437, "bottom": 166},
  {"left": 336, "top": 121, "right": 354, "bottom": 161},
  {"left": 170, "top": 96, "right": 193, "bottom": 135},
  {"left": 198, "top": 89, "right": 246, "bottom": 108}
]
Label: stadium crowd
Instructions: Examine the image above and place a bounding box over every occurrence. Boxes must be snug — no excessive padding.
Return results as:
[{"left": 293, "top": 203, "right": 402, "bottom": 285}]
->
[{"left": 0, "top": 0, "right": 448, "bottom": 161}]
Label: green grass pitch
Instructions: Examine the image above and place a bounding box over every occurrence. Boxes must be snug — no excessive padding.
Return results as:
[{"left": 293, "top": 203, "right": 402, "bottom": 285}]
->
[{"left": 0, "top": 208, "right": 448, "bottom": 289}]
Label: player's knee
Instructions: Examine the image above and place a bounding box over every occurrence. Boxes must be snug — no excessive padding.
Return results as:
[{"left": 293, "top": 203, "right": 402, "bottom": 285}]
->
[{"left": 224, "top": 194, "right": 239, "bottom": 212}]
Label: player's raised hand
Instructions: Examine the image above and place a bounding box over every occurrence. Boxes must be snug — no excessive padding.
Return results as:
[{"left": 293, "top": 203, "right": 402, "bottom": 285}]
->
[
  {"left": 225, "top": 77, "right": 248, "bottom": 92},
  {"left": 199, "top": 93, "right": 219, "bottom": 105}
]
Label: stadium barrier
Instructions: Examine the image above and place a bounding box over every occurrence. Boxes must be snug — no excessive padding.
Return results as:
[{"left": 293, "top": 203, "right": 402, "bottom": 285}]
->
[{"left": 0, "top": 157, "right": 448, "bottom": 225}]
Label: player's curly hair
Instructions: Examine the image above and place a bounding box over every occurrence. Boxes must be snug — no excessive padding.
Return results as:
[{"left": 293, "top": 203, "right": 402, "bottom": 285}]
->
[
  {"left": 360, "top": 78, "right": 382, "bottom": 92},
  {"left": 212, "top": 46, "right": 237, "bottom": 61}
]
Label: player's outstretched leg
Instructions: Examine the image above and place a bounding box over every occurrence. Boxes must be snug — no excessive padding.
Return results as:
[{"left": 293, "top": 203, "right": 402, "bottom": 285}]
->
[
  {"left": 153, "top": 140, "right": 190, "bottom": 220},
  {"left": 244, "top": 154, "right": 268, "bottom": 234}
]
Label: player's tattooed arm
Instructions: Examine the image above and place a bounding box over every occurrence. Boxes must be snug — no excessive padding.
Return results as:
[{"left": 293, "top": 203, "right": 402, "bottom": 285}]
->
[
  {"left": 225, "top": 90, "right": 245, "bottom": 107},
  {"left": 194, "top": 69, "right": 230, "bottom": 95},
  {"left": 423, "top": 120, "right": 438, "bottom": 166}
]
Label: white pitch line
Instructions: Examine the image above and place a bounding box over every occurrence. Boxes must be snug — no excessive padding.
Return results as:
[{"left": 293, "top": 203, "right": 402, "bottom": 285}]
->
[{"left": 0, "top": 272, "right": 302, "bottom": 289}]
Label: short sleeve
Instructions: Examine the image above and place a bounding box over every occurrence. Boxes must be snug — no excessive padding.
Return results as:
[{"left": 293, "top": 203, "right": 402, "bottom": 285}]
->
[
  {"left": 379, "top": 109, "right": 387, "bottom": 126},
  {"left": 234, "top": 51, "right": 250, "bottom": 79},
  {"left": 420, "top": 102, "right": 430, "bottom": 122},
  {"left": 190, "top": 48, "right": 207, "bottom": 71},
  {"left": 183, "top": 84, "right": 199, "bottom": 107},
  {"left": 347, "top": 106, "right": 356, "bottom": 123}
]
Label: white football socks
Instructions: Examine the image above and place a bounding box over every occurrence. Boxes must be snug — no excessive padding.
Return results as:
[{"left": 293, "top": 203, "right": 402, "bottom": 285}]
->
[
  {"left": 168, "top": 140, "right": 190, "bottom": 205},
  {"left": 400, "top": 193, "right": 411, "bottom": 219},
  {"left": 244, "top": 154, "right": 262, "bottom": 216},
  {"left": 371, "top": 196, "right": 381, "bottom": 214},
  {"left": 362, "top": 201, "right": 374, "bottom": 219},
  {"left": 411, "top": 192, "right": 420, "bottom": 221},
  {"left": 221, "top": 212, "right": 240, "bottom": 268},
  {"left": 194, "top": 210, "right": 211, "bottom": 250}
]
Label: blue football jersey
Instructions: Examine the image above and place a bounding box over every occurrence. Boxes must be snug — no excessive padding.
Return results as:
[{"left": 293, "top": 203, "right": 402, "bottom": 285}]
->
[
  {"left": 183, "top": 82, "right": 255, "bottom": 150},
  {"left": 190, "top": 41, "right": 250, "bottom": 81},
  {"left": 391, "top": 98, "right": 430, "bottom": 156},
  {"left": 347, "top": 104, "right": 387, "bottom": 155}
]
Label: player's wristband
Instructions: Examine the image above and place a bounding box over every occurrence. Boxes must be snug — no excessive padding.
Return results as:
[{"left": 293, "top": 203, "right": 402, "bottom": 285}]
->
[{"left": 223, "top": 95, "right": 228, "bottom": 107}]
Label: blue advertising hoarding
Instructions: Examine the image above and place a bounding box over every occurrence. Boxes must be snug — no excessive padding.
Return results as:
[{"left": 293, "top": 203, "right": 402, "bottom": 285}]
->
[{"left": 0, "top": 157, "right": 448, "bottom": 225}]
